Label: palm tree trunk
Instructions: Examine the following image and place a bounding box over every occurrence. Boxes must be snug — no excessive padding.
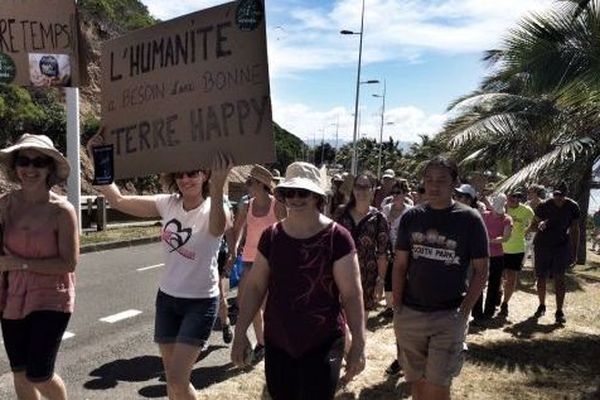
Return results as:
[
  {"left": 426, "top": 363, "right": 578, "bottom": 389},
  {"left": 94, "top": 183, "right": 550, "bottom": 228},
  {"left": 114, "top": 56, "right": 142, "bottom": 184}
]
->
[{"left": 573, "top": 164, "right": 592, "bottom": 265}]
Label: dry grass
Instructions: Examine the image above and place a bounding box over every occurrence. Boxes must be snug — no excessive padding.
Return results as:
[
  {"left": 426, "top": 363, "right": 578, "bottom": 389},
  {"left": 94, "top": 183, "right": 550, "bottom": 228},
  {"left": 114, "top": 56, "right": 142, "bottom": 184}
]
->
[
  {"left": 80, "top": 224, "right": 161, "bottom": 246},
  {"left": 198, "top": 256, "right": 600, "bottom": 400}
]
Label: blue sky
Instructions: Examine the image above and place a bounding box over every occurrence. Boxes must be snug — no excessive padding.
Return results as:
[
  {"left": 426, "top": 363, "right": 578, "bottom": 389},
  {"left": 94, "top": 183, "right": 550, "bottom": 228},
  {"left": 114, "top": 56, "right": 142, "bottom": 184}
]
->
[{"left": 141, "top": 0, "right": 555, "bottom": 144}]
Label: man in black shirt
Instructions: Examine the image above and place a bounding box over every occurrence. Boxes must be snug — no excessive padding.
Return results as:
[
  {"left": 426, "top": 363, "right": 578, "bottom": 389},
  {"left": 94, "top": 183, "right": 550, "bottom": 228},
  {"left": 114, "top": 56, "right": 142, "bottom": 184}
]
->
[
  {"left": 393, "top": 156, "right": 489, "bottom": 400},
  {"left": 530, "top": 183, "right": 580, "bottom": 324}
]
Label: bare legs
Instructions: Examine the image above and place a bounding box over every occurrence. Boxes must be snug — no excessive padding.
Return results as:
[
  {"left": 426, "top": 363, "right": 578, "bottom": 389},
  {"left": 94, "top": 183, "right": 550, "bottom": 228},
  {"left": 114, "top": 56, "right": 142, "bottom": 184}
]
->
[
  {"left": 12, "top": 372, "right": 67, "bottom": 400},
  {"left": 159, "top": 343, "right": 202, "bottom": 400}
]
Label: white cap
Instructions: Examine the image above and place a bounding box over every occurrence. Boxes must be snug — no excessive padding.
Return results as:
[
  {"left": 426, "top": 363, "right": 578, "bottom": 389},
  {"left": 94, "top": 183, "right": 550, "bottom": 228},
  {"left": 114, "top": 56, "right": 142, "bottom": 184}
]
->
[{"left": 454, "top": 184, "right": 476, "bottom": 199}]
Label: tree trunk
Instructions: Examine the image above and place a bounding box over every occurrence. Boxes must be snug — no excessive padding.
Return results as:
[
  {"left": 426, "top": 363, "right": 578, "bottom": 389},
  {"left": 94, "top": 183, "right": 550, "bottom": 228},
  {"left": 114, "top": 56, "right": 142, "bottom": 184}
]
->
[{"left": 573, "top": 165, "right": 592, "bottom": 265}]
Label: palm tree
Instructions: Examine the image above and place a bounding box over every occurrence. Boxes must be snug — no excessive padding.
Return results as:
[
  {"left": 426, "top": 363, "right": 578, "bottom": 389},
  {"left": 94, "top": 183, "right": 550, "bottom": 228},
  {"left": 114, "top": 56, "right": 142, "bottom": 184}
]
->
[{"left": 442, "top": 1, "right": 600, "bottom": 263}]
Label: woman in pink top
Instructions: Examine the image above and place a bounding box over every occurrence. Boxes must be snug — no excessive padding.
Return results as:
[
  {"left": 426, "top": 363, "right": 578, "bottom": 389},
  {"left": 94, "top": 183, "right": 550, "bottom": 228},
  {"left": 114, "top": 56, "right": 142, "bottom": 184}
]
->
[
  {"left": 231, "top": 165, "right": 286, "bottom": 360},
  {"left": 473, "top": 194, "right": 512, "bottom": 321},
  {"left": 0, "top": 134, "right": 78, "bottom": 400}
]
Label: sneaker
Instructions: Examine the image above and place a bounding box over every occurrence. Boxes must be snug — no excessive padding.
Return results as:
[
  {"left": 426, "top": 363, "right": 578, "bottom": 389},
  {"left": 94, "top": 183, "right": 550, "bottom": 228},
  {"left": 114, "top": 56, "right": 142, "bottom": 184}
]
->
[
  {"left": 252, "top": 344, "right": 265, "bottom": 363},
  {"left": 200, "top": 341, "right": 209, "bottom": 352},
  {"left": 381, "top": 308, "right": 394, "bottom": 319},
  {"left": 498, "top": 302, "right": 509, "bottom": 317},
  {"left": 385, "top": 359, "right": 402, "bottom": 376},
  {"left": 555, "top": 310, "right": 566, "bottom": 324},
  {"left": 222, "top": 324, "right": 233, "bottom": 344},
  {"left": 533, "top": 304, "right": 546, "bottom": 318}
]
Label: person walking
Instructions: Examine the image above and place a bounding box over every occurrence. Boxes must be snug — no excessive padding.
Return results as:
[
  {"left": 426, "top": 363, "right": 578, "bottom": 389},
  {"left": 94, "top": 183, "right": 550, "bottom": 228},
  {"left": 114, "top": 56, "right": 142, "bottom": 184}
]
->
[
  {"left": 231, "top": 161, "right": 366, "bottom": 400},
  {"left": 230, "top": 165, "right": 286, "bottom": 361},
  {"left": 393, "top": 156, "right": 489, "bottom": 400},
  {"left": 0, "top": 133, "right": 78, "bottom": 400},
  {"left": 87, "top": 130, "right": 233, "bottom": 400},
  {"left": 499, "top": 190, "right": 534, "bottom": 317},
  {"left": 531, "top": 183, "right": 580, "bottom": 324},
  {"left": 335, "top": 172, "right": 390, "bottom": 310},
  {"left": 473, "top": 194, "right": 512, "bottom": 321}
]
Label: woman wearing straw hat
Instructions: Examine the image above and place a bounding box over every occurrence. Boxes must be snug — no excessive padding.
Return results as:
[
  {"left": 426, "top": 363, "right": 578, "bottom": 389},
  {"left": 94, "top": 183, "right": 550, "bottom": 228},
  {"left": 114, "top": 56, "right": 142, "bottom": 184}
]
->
[
  {"left": 86, "top": 131, "right": 233, "bottom": 400},
  {"left": 230, "top": 164, "right": 286, "bottom": 361},
  {"left": 0, "top": 133, "right": 78, "bottom": 400},
  {"left": 231, "top": 161, "right": 365, "bottom": 400}
]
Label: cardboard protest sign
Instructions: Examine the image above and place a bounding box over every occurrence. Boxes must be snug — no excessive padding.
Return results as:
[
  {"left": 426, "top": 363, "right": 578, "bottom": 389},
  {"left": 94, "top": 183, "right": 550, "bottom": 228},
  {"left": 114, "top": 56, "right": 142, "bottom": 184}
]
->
[
  {"left": 0, "top": 0, "right": 81, "bottom": 87},
  {"left": 101, "top": 0, "right": 274, "bottom": 179}
]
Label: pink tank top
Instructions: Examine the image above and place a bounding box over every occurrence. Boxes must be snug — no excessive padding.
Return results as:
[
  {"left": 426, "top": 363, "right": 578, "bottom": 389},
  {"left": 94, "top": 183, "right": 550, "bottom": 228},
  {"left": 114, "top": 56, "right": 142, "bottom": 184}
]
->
[
  {"left": 0, "top": 222, "right": 75, "bottom": 320},
  {"left": 242, "top": 196, "right": 278, "bottom": 262}
]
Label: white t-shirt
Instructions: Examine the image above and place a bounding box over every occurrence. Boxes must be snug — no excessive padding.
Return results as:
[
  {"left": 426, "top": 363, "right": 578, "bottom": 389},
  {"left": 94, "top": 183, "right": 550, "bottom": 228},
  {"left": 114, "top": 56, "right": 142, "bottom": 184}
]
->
[
  {"left": 155, "top": 194, "right": 232, "bottom": 299},
  {"left": 382, "top": 203, "right": 411, "bottom": 250}
]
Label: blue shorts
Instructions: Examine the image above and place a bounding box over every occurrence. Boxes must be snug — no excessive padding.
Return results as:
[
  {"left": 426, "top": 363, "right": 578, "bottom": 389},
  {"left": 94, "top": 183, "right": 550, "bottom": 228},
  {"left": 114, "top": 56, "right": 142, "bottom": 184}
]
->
[{"left": 154, "top": 290, "right": 218, "bottom": 347}]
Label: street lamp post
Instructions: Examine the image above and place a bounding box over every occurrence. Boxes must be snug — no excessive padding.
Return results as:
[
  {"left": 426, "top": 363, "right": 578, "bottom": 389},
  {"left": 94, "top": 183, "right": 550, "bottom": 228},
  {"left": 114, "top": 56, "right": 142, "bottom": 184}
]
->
[
  {"left": 341, "top": 0, "right": 368, "bottom": 176},
  {"left": 373, "top": 79, "right": 387, "bottom": 179}
]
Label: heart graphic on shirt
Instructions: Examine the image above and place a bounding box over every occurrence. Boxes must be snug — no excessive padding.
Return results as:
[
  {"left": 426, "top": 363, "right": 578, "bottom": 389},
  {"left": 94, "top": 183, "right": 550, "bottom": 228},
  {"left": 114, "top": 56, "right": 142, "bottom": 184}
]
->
[{"left": 163, "top": 219, "right": 192, "bottom": 252}]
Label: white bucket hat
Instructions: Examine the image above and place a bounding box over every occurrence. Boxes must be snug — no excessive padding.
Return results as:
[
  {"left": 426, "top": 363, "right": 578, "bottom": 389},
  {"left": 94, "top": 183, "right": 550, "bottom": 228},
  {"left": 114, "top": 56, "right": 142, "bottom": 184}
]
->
[
  {"left": 382, "top": 169, "right": 395, "bottom": 179},
  {"left": 275, "top": 162, "right": 326, "bottom": 197},
  {"left": 491, "top": 193, "right": 507, "bottom": 214},
  {"left": 0, "top": 133, "right": 70, "bottom": 181}
]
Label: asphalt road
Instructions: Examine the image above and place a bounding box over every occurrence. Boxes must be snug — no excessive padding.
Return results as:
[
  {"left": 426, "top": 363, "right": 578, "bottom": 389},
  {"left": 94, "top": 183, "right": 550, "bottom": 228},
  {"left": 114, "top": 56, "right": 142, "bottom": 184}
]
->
[{"left": 0, "top": 243, "right": 246, "bottom": 399}]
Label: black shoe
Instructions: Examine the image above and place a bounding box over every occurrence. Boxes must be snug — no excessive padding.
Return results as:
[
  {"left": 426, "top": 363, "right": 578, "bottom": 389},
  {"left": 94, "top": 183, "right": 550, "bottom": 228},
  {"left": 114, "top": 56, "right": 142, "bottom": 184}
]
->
[
  {"left": 555, "top": 310, "right": 566, "bottom": 324},
  {"left": 381, "top": 308, "right": 394, "bottom": 319},
  {"left": 222, "top": 324, "right": 233, "bottom": 344},
  {"left": 385, "top": 359, "right": 402, "bottom": 376},
  {"left": 252, "top": 344, "right": 265, "bottom": 363},
  {"left": 498, "top": 302, "right": 508, "bottom": 317},
  {"left": 533, "top": 304, "right": 546, "bottom": 318}
]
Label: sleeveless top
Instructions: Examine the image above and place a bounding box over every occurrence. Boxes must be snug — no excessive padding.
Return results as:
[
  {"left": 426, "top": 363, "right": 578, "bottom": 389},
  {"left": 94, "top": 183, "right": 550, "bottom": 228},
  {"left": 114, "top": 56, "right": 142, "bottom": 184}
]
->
[
  {"left": 242, "top": 196, "right": 278, "bottom": 262},
  {"left": 0, "top": 196, "right": 76, "bottom": 319}
]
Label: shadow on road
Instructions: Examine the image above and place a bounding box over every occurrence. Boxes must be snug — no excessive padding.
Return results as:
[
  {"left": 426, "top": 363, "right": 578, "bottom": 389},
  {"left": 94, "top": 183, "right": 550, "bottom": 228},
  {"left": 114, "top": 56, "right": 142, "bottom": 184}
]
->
[{"left": 84, "top": 355, "right": 164, "bottom": 390}]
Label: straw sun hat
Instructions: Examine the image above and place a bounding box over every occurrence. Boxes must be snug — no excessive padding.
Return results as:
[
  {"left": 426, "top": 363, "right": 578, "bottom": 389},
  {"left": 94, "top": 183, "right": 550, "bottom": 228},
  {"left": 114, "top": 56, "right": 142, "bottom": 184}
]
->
[
  {"left": 248, "top": 164, "right": 276, "bottom": 190},
  {"left": 0, "top": 133, "right": 70, "bottom": 183},
  {"left": 275, "top": 162, "right": 327, "bottom": 197}
]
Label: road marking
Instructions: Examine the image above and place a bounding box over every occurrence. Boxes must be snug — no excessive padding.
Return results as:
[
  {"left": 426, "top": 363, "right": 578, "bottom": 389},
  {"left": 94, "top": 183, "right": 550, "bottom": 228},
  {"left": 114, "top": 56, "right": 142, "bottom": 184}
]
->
[
  {"left": 137, "top": 263, "right": 164, "bottom": 272},
  {"left": 62, "top": 331, "right": 75, "bottom": 340},
  {"left": 100, "top": 309, "right": 142, "bottom": 323}
]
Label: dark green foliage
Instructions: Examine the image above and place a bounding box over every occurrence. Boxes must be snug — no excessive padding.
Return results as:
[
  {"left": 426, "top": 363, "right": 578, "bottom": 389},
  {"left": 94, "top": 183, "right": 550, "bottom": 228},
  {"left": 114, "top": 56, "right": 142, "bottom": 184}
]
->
[
  {"left": 78, "top": 0, "right": 156, "bottom": 31},
  {"left": 270, "top": 123, "right": 308, "bottom": 172}
]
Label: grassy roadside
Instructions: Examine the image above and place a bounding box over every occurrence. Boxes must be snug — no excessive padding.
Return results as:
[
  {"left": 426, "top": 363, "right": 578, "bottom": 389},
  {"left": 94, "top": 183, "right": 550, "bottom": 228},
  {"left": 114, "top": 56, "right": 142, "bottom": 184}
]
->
[
  {"left": 80, "top": 224, "right": 161, "bottom": 246},
  {"left": 197, "top": 259, "right": 600, "bottom": 400}
]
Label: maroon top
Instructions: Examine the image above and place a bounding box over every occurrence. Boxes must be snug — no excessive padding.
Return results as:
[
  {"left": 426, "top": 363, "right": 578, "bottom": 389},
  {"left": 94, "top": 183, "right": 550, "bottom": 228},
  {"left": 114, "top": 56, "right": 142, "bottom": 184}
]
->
[{"left": 258, "top": 222, "right": 356, "bottom": 358}]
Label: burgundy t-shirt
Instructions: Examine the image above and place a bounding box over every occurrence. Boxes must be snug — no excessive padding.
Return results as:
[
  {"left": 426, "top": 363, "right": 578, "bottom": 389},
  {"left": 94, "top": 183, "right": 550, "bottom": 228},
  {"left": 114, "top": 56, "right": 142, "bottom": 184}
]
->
[{"left": 258, "top": 221, "right": 356, "bottom": 358}]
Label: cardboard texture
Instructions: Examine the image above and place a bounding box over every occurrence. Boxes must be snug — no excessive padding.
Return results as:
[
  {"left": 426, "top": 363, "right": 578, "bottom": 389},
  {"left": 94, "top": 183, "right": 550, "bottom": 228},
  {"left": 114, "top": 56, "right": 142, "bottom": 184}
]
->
[
  {"left": 101, "top": 0, "right": 274, "bottom": 179},
  {"left": 0, "top": 0, "right": 81, "bottom": 87}
]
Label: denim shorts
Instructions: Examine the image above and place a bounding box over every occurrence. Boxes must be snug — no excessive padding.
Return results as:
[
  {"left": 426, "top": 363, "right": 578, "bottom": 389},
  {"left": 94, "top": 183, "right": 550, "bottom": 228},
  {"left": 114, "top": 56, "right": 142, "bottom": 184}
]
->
[{"left": 154, "top": 290, "right": 218, "bottom": 347}]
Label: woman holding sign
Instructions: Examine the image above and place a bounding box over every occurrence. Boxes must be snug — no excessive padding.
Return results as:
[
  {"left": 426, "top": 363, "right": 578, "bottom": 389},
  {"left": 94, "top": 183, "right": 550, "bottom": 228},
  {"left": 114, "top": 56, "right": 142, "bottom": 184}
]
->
[
  {"left": 87, "top": 130, "right": 233, "bottom": 400},
  {"left": 0, "top": 133, "right": 78, "bottom": 400}
]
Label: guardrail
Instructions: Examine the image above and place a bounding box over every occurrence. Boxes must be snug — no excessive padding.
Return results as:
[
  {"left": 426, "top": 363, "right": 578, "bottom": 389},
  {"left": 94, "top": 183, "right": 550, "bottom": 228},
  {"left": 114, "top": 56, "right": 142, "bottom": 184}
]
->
[{"left": 81, "top": 196, "right": 157, "bottom": 231}]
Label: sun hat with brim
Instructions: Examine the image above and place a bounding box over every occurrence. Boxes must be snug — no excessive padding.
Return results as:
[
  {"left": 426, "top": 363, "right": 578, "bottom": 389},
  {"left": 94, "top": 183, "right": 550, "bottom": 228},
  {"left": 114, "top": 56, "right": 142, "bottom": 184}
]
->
[
  {"left": 382, "top": 169, "right": 395, "bottom": 179},
  {"left": 0, "top": 133, "right": 70, "bottom": 181},
  {"left": 454, "top": 184, "right": 477, "bottom": 199},
  {"left": 275, "top": 162, "right": 326, "bottom": 197},
  {"left": 248, "top": 164, "right": 275, "bottom": 190}
]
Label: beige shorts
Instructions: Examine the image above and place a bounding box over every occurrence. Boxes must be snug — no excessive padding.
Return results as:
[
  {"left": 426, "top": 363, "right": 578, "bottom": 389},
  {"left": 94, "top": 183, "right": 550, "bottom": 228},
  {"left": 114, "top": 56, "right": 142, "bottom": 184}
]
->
[{"left": 394, "top": 306, "right": 469, "bottom": 387}]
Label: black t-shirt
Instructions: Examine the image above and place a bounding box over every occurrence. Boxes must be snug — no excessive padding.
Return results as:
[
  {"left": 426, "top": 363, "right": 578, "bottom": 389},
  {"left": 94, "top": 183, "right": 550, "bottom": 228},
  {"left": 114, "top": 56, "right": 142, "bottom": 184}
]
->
[
  {"left": 396, "top": 202, "right": 489, "bottom": 312},
  {"left": 533, "top": 197, "right": 580, "bottom": 248}
]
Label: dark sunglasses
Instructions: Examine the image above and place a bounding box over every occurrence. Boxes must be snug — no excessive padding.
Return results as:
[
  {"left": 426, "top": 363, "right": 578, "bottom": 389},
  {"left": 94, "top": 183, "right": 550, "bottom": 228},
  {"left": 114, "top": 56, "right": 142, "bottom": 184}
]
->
[
  {"left": 245, "top": 177, "right": 258, "bottom": 186},
  {"left": 279, "top": 188, "right": 312, "bottom": 199},
  {"left": 174, "top": 170, "right": 200, "bottom": 179},
  {"left": 391, "top": 190, "right": 405, "bottom": 196},
  {"left": 15, "top": 155, "right": 53, "bottom": 168}
]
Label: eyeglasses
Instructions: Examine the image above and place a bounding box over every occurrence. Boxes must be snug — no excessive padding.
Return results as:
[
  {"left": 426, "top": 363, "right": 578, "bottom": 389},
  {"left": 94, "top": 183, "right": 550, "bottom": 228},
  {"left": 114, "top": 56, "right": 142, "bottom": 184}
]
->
[
  {"left": 15, "top": 155, "right": 53, "bottom": 168},
  {"left": 354, "top": 184, "right": 372, "bottom": 191},
  {"left": 174, "top": 170, "right": 200, "bottom": 179},
  {"left": 278, "top": 188, "right": 312, "bottom": 199}
]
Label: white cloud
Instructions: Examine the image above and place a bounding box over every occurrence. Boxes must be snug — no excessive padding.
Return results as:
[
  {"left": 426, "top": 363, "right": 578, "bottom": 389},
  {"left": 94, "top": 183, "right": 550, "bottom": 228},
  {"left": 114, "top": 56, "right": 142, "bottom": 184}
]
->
[{"left": 272, "top": 99, "right": 446, "bottom": 145}]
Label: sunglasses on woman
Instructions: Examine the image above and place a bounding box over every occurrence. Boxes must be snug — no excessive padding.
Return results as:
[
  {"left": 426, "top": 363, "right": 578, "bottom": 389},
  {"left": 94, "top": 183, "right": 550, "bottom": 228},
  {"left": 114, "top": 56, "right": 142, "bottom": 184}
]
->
[
  {"left": 174, "top": 170, "right": 200, "bottom": 179},
  {"left": 354, "top": 184, "right": 372, "bottom": 191},
  {"left": 391, "top": 190, "right": 405, "bottom": 196},
  {"left": 278, "top": 188, "right": 312, "bottom": 199},
  {"left": 15, "top": 155, "right": 53, "bottom": 168}
]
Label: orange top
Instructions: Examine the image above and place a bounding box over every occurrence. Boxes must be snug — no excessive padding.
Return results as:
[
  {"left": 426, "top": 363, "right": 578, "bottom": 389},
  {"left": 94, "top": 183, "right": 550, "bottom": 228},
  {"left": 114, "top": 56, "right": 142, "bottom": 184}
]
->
[
  {"left": 0, "top": 225, "right": 75, "bottom": 320},
  {"left": 242, "top": 196, "right": 278, "bottom": 262}
]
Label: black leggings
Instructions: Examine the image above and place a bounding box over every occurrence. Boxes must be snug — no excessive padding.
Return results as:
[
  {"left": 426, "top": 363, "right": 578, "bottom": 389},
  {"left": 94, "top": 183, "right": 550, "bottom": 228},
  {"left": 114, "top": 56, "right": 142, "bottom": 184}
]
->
[
  {"left": 265, "top": 336, "right": 345, "bottom": 400},
  {"left": 1, "top": 311, "right": 71, "bottom": 382}
]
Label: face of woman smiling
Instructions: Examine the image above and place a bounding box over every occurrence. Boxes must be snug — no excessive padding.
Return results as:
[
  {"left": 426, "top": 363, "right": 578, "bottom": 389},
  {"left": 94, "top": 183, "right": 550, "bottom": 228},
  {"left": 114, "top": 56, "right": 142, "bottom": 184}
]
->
[
  {"left": 353, "top": 175, "right": 374, "bottom": 204},
  {"left": 175, "top": 170, "right": 206, "bottom": 198},
  {"left": 15, "top": 149, "right": 53, "bottom": 189}
]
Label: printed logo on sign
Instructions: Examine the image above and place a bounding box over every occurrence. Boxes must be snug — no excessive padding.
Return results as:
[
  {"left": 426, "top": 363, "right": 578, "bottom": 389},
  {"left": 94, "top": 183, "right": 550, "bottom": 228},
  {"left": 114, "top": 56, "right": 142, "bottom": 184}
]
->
[
  {"left": 236, "top": 0, "right": 264, "bottom": 31},
  {"left": 0, "top": 53, "right": 16, "bottom": 84}
]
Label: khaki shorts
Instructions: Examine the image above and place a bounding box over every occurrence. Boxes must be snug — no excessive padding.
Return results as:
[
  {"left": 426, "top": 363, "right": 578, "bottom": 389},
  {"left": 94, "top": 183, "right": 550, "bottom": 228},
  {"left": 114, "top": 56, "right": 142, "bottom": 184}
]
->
[{"left": 394, "top": 306, "right": 469, "bottom": 387}]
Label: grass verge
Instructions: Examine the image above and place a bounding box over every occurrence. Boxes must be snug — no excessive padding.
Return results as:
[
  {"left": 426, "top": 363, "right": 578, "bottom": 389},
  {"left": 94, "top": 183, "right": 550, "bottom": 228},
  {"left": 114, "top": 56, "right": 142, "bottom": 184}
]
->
[{"left": 80, "top": 224, "right": 161, "bottom": 246}]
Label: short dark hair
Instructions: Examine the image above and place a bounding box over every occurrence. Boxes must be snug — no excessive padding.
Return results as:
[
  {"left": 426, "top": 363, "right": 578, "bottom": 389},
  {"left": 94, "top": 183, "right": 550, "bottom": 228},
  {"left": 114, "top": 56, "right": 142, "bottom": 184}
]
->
[
  {"left": 422, "top": 156, "right": 458, "bottom": 181},
  {"left": 527, "top": 184, "right": 546, "bottom": 199}
]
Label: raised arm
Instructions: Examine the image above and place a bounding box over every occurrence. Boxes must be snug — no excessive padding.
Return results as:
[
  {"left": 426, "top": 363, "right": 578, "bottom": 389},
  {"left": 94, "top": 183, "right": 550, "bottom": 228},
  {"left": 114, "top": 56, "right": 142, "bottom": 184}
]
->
[{"left": 209, "top": 153, "right": 233, "bottom": 237}]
